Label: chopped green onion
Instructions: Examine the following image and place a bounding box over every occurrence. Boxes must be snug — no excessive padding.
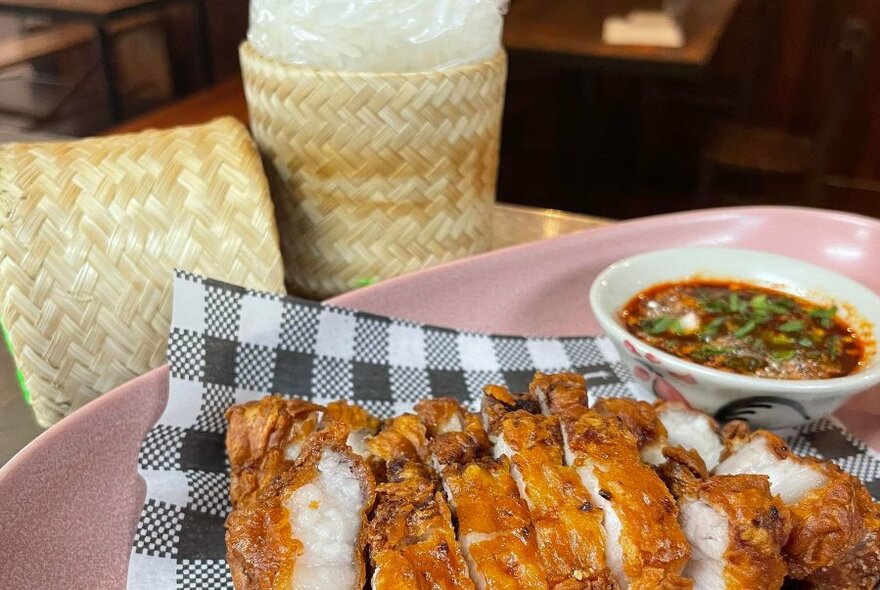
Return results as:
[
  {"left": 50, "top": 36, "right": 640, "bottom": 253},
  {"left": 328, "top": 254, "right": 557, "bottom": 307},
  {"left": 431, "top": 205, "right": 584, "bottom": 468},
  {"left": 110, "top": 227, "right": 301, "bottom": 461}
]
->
[
  {"left": 779, "top": 320, "right": 805, "bottom": 333},
  {"left": 702, "top": 299, "right": 728, "bottom": 313},
  {"left": 695, "top": 345, "right": 731, "bottom": 360},
  {"left": 798, "top": 337, "right": 813, "bottom": 347},
  {"left": 810, "top": 306, "right": 838, "bottom": 319},
  {"left": 734, "top": 319, "right": 758, "bottom": 338},
  {"left": 750, "top": 294, "right": 768, "bottom": 310},
  {"left": 768, "top": 333, "right": 795, "bottom": 347},
  {"left": 700, "top": 317, "right": 727, "bottom": 340},
  {"left": 728, "top": 293, "right": 743, "bottom": 313},
  {"left": 810, "top": 306, "right": 837, "bottom": 328},
  {"left": 643, "top": 316, "right": 675, "bottom": 335},
  {"left": 771, "top": 349, "right": 797, "bottom": 362},
  {"left": 767, "top": 302, "right": 790, "bottom": 314}
]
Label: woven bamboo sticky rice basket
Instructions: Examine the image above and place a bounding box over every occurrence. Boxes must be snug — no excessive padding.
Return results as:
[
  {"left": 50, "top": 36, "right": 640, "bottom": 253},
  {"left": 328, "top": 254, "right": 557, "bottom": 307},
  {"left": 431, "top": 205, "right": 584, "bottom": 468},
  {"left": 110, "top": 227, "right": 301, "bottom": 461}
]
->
[
  {"left": 240, "top": 41, "right": 508, "bottom": 299},
  {"left": 0, "top": 118, "right": 285, "bottom": 426}
]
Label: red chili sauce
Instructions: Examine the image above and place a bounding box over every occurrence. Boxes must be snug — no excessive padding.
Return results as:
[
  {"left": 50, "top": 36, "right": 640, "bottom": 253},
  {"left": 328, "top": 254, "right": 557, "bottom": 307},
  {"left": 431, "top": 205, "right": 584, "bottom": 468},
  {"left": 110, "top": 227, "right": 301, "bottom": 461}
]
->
[{"left": 620, "top": 281, "right": 864, "bottom": 379}]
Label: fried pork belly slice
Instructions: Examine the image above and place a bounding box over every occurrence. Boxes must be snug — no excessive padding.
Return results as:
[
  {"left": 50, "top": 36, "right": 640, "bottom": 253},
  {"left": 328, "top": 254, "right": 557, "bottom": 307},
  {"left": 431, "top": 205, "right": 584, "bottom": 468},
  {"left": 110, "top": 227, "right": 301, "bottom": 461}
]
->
[
  {"left": 654, "top": 403, "right": 725, "bottom": 471},
  {"left": 443, "top": 458, "right": 550, "bottom": 590},
  {"left": 226, "top": 425, "right": 376, "bottom": 590},
  {"left": 660, "top": 448, "right": 790, "bottom": 590},
  {"left": 417, "top": 398, "right": 492, "bottom": 472},
  {"left": 482, "top": 384, "right": 543, "bottom": 441},
  {"left": 321, "top": 400, "right": 381, "bottom": 457},
  {"left": 368, "top": 460, "right": 476, "bottom": 590},
  {"left": 530, "top": 372, "right": 589, "bottom": 418},
  {"left": 800, "top": 482, "right": 880, "bottom": 590},
  {"left": 495, "top": 410, "right": 615, "bottom": 589},
  {"left": 533, "top": 373, "right": 691, "bottom": 589},
  {"left": 225, "top": 395, "right": 323, "bottom": 506},
  {"left": 592, "top": 398, "right": 668, "bottom": 465},
  {"left": 714, "top": 430, "right": 876, "bottom": 583},
  {"left": 367, "top": 414, "right": 431, "bottom": 464},
  {"left": 414, "top": 397, "right": 469, "bottom": 436}
]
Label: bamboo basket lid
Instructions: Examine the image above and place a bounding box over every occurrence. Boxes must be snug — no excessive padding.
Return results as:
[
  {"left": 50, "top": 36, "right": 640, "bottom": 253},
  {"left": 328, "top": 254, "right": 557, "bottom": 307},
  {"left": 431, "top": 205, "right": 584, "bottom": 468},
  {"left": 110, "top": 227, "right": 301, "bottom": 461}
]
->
[{"left": 0, "top": 117, "right": 285, "bottom": 426}]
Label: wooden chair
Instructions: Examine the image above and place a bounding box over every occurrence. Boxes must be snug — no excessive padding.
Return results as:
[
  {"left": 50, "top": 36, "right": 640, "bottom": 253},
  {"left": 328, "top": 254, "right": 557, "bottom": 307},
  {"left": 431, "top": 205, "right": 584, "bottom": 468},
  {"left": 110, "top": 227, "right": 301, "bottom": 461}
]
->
[{"left": 697, "top": 17, "right": 873, "bottom": 207}]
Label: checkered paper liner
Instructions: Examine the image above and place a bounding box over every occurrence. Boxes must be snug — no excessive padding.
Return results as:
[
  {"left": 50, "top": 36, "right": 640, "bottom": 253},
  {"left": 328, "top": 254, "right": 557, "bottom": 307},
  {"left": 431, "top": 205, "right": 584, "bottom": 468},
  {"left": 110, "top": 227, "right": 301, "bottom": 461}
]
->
[{"left": 126, "top": 271, "right": 880, "bottom": 589}]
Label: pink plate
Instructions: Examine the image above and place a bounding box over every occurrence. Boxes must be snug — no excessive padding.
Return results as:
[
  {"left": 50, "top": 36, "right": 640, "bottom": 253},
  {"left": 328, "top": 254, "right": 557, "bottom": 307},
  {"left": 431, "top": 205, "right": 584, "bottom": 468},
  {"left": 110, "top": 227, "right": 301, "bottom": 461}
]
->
[{"left": 2, "top": 206, "right": 880, "bottom": 589}]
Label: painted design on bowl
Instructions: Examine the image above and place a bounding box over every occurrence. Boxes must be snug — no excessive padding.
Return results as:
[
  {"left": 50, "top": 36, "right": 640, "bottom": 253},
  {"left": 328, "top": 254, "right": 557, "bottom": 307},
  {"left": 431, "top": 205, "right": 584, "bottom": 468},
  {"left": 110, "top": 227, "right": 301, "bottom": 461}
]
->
[{"left": 715, "top": 396, "right": 810, "bottom": 424}]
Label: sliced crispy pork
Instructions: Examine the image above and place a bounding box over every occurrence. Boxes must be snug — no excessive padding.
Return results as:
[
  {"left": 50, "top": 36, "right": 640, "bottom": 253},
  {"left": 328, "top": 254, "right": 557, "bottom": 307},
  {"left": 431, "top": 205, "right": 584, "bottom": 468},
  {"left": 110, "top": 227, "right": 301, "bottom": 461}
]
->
[
  {"left": 226, "top": 425, "right": 375, "bottom": 590},
  {"left": 715, "top": 429, "right": 879, "bottom": 586},
  {"left": 225, "top": 397, "right": 380, "bottom": 506},
  {"left": 443, "top": 458, "right": 550, "bottom": 589},
  {"left": 416, "top": 398, "right": 491, "bottom": 473},
  {"left": 418, "top": 398, "right": 550, "bottom": 589},
  {"left": 322, "top": 400, "right": 381, "bottom": 457},
  {"left": 225, "top": 396, "right": 323, "bottom": 506},
  {"left": 801, "top": 482, "right": 880, "bottom": 590},
  {"left": 655, "top": 403, "right": 725, "bottom": 471},
  {"left": 592, "top": 398, "right": 668, "bottom": 465},
  {"left": 590, "top": 398, "right": 726, "bottom": 472},
  {"left": 481, "top": 384, "right": 543, "bottom": 442},
  {"left": 492, "top": 406, "right": 616, "bottom": 589},
  {"left": 659, "top": 447, "right": 790, "bottom": 590},
  {"left": 368, "top": 458, "right": 475, "bottom": 589},
  {"left": 531, "top": 373, "right": 692, "bottom": 590},
  {"left": 367, "top": 414, "right": 431, "bottom": 464}
]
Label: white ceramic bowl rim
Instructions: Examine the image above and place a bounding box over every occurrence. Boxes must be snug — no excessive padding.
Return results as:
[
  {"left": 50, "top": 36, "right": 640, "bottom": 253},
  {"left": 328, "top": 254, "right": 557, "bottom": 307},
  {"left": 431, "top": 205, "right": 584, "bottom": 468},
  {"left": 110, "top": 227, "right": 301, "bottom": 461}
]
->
[{"left": 589, "top": 247, "right": 880, "bottom": 396}]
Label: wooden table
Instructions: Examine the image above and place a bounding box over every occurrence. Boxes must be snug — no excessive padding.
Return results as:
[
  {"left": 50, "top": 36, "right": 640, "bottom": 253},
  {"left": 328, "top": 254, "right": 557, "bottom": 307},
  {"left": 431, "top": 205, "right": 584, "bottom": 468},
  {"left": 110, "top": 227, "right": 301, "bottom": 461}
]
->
[
  {"left": 0, "top": 79, "right": 609, "bottom": 464},
  {"left": 0, "top": 0, "right": 213, "bottom": 121},
  {"left": 504, "top": 0, "right": 741, "bottom": 79}
]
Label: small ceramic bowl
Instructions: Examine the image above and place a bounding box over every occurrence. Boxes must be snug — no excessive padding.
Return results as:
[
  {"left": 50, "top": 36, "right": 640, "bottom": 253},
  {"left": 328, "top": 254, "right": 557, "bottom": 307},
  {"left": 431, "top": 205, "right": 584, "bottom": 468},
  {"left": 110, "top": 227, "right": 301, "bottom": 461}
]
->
[{"left": 589, "top": 247, "right": 880, "bottom": 428}]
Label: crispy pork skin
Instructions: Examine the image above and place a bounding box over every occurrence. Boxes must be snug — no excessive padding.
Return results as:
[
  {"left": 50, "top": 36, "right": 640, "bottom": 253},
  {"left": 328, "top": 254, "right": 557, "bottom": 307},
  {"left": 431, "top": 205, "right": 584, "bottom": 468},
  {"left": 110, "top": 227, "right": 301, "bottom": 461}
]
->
[
  {"left": 532, "top": 373, "right": 692, "bottom": 589},
  {"left": 368, "top": 459, "right": 475, "bottom": 590},
  {"left": 443, "top": 458, "right": 550, "bottom": 590},
  {"left": 494, "top": 409, "right": 616, "bottom": 589},
  {"left": 655, "top": 403, "right": 725, "bottom": 471},
  {"left": 661, "top": 448, "right": 790, "bottom": 590},
  {"left": 225, "top": 396, "right": 323, "bottom": 506},
  {"left": 592, "top": 398, "right": 668, "bottom": 465},
  {"left": 226, "top": 426, "right": 375, "bottom": 590},
  {"left": 715, "top": 430, "right": 877, "bottom": 583}
]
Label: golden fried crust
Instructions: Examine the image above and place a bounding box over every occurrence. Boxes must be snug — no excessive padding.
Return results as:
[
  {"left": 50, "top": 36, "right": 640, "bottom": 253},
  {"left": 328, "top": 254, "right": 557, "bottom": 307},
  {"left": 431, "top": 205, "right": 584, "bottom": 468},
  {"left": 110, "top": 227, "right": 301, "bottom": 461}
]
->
[
  {"left": 785, "top": 462, "right": 871, "bottom": 580},
  {"left": 699, "top": 475, "right": 791, "bottom": 590},
  {"left": 565, "top": 410, "right": 691, "bottom": 582},
  {"left": 719, "top": 420, "right": 752, "bottom": 461},
  {"left": 323, "top": 400, "right": 381, "bottom": 433},
  {"left": 466, "top": 528, "right": 550, "bottom": 590},
  {"left": 427, "top": 412, "right": 491, "bottom": 470},
  {"left": 444, "top": 458, "right": 534, "bottom": 534},
  {"left": 369, "top": 489, "right": 475, "bottom": 590},
  {"left": 482, "top": 384, "right": 543, "bottom": 438},
  {"left": 592, "top": 398, "right": 667, "bottom": 452},
  {"left": 529, "top": 372, "right": 588, "bottom": 419},
  {"left": 225, "top": 395, "right": 322, "bottom": 506},
  {"left": 499, "top": 412, "right": 612, "bottom": 588},
  {"left": 414, "top": 398, "right": 465, "bottom": 437},
  {"left": 226, "top": 425, "right": 376, "bottom": 590},
  {"left": 367, "top": 414, "right": 430, "bottom": 464},
  {"left": 803, "top": 483, "right": 880, "bottom": 590},
  {"left": 740, "top": 431, "right": 873, "bottom": 582},
  {"left": 658, "top": 446, "right": 709, "bottom": 498},
  {"left": 626, "top": 569, "right": 692, "bottom": 590},
  {"left": 442, "top": 458, "right": 550, "bottom": 588}
]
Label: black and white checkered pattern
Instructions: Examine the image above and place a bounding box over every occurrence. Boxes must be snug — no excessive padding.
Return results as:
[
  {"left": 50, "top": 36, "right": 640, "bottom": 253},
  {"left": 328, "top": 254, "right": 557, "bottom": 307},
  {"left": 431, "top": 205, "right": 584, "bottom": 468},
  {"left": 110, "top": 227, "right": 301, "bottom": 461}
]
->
[{"left": 128, "top": 271, "right": 880, "bottom": 589}]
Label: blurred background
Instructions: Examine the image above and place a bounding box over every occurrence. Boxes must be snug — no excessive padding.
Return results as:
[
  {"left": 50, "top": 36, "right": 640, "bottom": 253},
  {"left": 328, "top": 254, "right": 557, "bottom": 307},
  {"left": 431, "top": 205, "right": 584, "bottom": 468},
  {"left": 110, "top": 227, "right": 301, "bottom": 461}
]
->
[{"left": 0, "top": 0, "right": 878, "bottom": 218}]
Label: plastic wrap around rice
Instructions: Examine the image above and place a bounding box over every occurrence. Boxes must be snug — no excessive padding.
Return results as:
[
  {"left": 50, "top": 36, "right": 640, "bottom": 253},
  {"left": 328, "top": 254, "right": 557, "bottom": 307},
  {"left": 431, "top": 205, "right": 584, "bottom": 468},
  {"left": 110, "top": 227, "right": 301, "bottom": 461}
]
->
[{"left": 248, "top": 0, "right": 507, "bottom": 72}]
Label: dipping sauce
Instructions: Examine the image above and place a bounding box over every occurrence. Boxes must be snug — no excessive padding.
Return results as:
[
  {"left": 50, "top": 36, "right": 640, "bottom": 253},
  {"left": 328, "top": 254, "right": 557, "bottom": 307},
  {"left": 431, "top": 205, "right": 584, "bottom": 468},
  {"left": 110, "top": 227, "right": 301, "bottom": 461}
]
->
[{"left": 620, "top": 281, "right": 865, "bottom": 379}]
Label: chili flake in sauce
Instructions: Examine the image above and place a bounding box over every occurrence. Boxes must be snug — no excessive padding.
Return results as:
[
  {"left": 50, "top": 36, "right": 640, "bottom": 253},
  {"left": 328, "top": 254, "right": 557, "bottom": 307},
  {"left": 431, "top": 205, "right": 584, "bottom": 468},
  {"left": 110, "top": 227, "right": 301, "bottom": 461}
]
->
[{"left": 620, "top": 281, "right": 864, "bottom": 379}]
